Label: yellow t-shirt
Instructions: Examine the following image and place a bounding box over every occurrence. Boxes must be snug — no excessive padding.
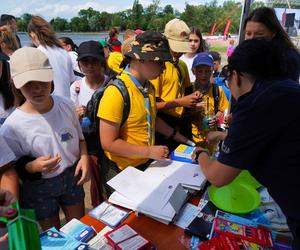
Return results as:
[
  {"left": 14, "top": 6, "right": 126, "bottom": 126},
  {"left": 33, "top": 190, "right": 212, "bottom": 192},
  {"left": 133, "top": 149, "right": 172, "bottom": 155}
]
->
[
  {"left": 107, "top": 51, "right": 123, "bottom": 74},
  {"left": 191, "top": 85, "right": 229, "bottom": 146},
  {"left": 151, "top": 60, "right": 191, "bottom": 118},
  {"left": 97, "top": 72, "right": 157, "bottom": 170}
]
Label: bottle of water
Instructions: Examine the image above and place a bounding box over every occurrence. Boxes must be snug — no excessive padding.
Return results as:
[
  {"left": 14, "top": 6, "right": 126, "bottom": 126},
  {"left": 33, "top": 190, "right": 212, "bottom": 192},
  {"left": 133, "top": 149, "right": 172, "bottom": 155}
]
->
[{"left": 81, "top": 117, "right": 91, "bottom": 133}]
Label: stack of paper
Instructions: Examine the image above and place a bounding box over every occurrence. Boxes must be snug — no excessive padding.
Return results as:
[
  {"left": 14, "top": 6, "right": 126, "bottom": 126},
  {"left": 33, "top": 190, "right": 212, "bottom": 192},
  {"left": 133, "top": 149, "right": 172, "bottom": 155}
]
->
[
  {"left": 145, "top": 160, "right": 207, "bottom": 191},
  {"left": 107, "top": 160, "right": 207, "bottom": 224},
  {"left": 107, "top": 166, "right": 188, "bottom": 224}
]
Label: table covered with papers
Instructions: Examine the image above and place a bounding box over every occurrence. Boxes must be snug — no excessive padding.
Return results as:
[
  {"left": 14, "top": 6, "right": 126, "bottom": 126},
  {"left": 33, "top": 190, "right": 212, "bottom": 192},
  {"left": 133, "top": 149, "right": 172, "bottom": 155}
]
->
[{"left": 77, "top": 159, "right": 292, "bottom": 250}]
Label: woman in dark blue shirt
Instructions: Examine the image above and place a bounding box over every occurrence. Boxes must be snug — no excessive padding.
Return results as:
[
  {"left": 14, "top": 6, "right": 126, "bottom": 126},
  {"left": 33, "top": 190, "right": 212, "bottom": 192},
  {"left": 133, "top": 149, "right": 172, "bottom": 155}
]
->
[{"left": 197, "top": 39, "right": 300, "bottom": 249}]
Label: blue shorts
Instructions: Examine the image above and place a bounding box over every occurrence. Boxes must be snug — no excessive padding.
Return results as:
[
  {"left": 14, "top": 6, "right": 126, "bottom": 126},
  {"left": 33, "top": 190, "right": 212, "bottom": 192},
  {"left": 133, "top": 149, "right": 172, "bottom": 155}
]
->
[{"left": 22, "top": 165, "right": 85, "bottom": 221}]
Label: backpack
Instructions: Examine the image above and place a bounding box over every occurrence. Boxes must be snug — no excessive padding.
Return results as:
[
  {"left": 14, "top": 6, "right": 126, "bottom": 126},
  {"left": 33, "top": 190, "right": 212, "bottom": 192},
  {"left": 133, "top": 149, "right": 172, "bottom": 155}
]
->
[{"left": 82, "top": 78, "right": 131, "bottom": 157}]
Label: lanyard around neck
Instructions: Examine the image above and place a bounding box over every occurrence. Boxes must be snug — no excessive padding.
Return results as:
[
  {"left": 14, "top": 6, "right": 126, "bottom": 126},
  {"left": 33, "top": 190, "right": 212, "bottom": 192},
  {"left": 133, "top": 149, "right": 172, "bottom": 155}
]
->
[{"left": 124, "top": 66, "right": 154, "bottom": 145}]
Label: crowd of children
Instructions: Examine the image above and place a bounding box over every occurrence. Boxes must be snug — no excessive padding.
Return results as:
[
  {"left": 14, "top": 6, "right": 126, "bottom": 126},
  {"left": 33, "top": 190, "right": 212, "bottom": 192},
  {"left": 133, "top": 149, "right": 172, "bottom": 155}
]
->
[{"left": 0, "top": 7, "right": 299, "bottom": 249}]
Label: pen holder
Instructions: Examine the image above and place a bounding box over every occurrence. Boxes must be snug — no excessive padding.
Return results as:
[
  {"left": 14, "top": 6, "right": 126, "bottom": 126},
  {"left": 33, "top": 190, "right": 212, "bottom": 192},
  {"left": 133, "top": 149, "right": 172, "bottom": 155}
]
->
[{"left": 0, "top": 201, "right": 41, "bottom": 250}]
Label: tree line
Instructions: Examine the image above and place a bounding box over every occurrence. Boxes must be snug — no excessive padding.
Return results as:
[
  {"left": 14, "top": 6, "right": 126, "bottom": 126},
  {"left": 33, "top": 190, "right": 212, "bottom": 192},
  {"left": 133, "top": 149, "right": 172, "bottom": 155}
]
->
[{"left": 15, "top": 0, "right": 285, "bottom": 34}]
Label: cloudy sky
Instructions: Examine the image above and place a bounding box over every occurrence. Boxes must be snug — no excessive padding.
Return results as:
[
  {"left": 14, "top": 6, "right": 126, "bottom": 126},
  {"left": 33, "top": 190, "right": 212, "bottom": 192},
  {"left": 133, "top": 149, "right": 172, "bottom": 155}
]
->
[{"left": 2, "top": 0, "right": 219, "bottom": 21}]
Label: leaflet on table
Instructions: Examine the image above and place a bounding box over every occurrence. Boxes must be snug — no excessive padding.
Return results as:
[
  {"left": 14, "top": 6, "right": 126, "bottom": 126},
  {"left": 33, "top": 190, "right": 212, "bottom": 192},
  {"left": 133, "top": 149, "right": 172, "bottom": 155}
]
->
[
  {"left": 242, "top": 187, "right": 288, "bottom": 231},
  {"left": 40, "top": 227, "right": 89, "bottom": 250},
  {"left": 174, "top": 203, "right": 202, "bottom": 229},
  {"left": 184, "top": 200, "right": 218, "bottom": 240},
  {"left": 105, "top": 224, "right": 151, "bottom": 250},
  {"left": 108, "top": 184, "right": 188, "bottom": 224},
  {"left": 88, "top": 226, "right": 114, "bottom": 250},
  {"left": 59, "top": 218, "right": 96, "bottom": 242},
  {"left": 107, "top": 166, "right": 182, "bottom": 211},
  {"left": 89, "top": 201, "right": 129, "bottom": 228},
  {"left": 145, "top": 160, "right": 206, "bottom": 190}
]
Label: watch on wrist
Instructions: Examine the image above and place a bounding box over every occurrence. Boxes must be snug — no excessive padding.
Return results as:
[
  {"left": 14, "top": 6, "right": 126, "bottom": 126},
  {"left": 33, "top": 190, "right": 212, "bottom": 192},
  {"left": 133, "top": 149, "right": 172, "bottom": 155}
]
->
[{"left": 194, "top": 149, "right": 209, "bottom": 160}]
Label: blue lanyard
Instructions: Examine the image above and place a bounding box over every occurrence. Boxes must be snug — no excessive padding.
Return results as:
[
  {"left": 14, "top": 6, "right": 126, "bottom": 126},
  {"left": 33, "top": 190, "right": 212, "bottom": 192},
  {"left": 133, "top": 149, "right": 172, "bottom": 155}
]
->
[{"left": 124, "top": 66, "right": 154, "bottom": 145}]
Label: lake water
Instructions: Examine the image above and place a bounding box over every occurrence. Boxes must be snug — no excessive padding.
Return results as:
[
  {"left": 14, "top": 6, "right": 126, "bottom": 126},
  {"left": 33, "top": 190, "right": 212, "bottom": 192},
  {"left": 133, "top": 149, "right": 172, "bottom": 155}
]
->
[{"left": 18, "top": 32, "right": 121, "bottom": 47}]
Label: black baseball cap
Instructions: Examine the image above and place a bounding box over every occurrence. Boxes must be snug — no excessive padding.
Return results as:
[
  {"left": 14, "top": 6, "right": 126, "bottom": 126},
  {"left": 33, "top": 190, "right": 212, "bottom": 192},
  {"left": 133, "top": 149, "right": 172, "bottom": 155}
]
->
[{"left": 77, "top": 40, "right": 105, "bottom": 61}]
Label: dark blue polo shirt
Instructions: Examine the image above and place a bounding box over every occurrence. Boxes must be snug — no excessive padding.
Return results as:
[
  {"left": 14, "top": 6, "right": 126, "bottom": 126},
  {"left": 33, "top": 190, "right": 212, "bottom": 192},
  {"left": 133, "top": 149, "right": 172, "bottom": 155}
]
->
[{"left": 218, "top": 78, "right": 300, "bottom": 224}]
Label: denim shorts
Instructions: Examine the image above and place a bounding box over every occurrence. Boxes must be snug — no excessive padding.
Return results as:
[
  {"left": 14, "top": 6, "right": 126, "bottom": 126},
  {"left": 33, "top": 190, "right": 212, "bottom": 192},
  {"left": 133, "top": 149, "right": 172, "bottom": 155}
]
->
[{"left": 22, "top": 165, "right": 85, "bottom": 221}]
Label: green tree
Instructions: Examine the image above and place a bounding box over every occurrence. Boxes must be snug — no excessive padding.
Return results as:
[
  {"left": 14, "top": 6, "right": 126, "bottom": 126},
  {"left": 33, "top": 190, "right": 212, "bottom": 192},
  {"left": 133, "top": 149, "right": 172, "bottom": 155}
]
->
[
  {"left": 143, "top": 0, "right": 162, "bottom": 29},
  {"left": 16, "top": 13, "right": 32, "bottom": 32},
  {"left": 215, "top": 1, "right": 242, "bottom": 35},
  {"left": 16, "top": 18, "right": 27, "bottom": 32},
  {"left": 99, "top": 12, "right": 113, "bottom": 30},
  {"left": 163, "top": 4, "right": 174, "bottom": 15},
  {"left": 89, "top": 14, "right": 102, "bottom": 31},
  {"left": 250, "top": 1, "right": 265, "bottom": 10},
  {"left": 50, "top": 17, "right": 69, "bottom": 31},
  {"left": 70, "top": 16, "right": 89, "bottom": 32},
  {"left": 129, "top": 0, "right": 144, "bottom": 29},
  {"left": 78, "top": 7, "right": 99, "bottom": 21}
]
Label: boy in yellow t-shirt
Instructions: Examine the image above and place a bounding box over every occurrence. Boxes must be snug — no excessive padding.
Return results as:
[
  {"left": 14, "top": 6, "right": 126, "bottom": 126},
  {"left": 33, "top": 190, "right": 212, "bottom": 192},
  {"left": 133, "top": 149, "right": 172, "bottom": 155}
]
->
[
  {"left": 151, "top": 18, "right": 202, "bottom": 149},
  {"left": 190, "top": 52, "right": 229, "bottom": 153},
  {"left": 97, "top": 31, "right": 189, "bottom": 196}
]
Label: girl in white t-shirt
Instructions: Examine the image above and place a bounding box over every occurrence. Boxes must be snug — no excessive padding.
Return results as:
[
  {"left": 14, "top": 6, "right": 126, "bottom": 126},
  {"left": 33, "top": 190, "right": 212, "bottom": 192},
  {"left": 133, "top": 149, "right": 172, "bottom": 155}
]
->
[
  {"left": 70, "top": 40, "right": 109, "bottom": 119},
  {"left": 180, "top": 27, "right": 206, "bottom": 83},
  {"left": 59, "top": 37, "right": 83, "bottom": 78},
  {"left": 28, "top": 16, "right": 76, "bottom": 98},
  {"left": 0, "top": 47, "right": 90, "bottom": 230}
]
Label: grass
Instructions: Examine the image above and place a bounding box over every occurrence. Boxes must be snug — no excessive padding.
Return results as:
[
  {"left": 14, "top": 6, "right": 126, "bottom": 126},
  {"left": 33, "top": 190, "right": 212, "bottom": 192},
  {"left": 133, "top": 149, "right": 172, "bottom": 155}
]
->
[{"left": 209, "top": 46, "right": 227, "bottom": 53}]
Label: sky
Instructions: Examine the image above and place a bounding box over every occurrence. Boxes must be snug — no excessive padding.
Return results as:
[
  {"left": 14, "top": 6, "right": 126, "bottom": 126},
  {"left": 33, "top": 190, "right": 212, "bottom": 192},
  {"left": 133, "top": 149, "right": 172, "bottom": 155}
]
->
[{"left": 2, "top": 0, "right": 227, "bottom": 21}]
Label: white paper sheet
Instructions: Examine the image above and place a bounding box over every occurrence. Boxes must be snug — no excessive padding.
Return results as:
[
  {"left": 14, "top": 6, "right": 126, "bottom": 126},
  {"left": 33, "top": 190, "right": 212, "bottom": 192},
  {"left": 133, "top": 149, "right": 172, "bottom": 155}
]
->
[
  {"left": 174, "top": 203, "right": 202, "bottom": 229},
  {"left": 145, "top": 160, "right": 206, "bottom": 188},
  {"left": 107, "top": 167, "right": 179, "bottom": 211}
]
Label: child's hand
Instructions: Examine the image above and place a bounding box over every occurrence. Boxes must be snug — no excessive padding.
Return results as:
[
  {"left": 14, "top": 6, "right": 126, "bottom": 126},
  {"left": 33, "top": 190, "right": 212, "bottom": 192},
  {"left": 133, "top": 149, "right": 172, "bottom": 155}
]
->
[
  {"left": 224, "top": 113, "right": 232, "bottom": 128},
  {"left": 147, "top": 145, "right": 169, "bottom": 160},
  {"left": 0, "top": 190, "right": 17, "bottom": 218},
  {"left": 195, "top": 100, "right": 206, "bottom": 109},
  {"left": 76, "top": 105, "right": 86, "bottom": 119},
  {"left": 208, "top": 115, "right": 218, "bottom": 128},
  {"left": 25, "top": 154, "right": 61, "bottom": 174},
  {"left": 181, "top": 91, "right": 203, "bottom": 108},
  {"left": 74, "top": 155, "right": 90, "bottom": 185}
]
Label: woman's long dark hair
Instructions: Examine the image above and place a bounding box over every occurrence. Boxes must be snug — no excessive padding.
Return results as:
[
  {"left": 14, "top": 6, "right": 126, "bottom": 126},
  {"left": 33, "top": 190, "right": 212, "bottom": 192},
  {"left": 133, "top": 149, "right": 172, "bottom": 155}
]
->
[
  {"left": 244, "top": 7, "right": 298, "bottom": 52},
  {"left": 59, "top": 37, "right": 78, "bottom": 52},
  {"left": 0, "top": 59, "right": 14, "bottom": 109},
  {"left": 190, "top": 27, "right": 205, "bottom": 53}
]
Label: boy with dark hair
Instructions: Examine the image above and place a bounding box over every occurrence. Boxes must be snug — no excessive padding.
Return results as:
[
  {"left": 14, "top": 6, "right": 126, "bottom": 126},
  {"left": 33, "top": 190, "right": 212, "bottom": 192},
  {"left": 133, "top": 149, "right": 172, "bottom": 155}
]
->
[
  {"left": 210, "top": 51, "right": 224, "bottom": 78},
  {"left": 0, "top": 14, "right": 21, "bottom": 47}
]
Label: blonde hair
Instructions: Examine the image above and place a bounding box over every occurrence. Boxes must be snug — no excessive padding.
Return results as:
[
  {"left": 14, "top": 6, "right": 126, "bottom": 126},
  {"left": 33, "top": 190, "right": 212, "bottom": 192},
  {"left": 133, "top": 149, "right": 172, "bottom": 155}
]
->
[
  {"left": 0, "top": 29, "right": 19, "bottom": 52},
  {"left": 28, "top": 16, "right": 62, "bottom": 48}
]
